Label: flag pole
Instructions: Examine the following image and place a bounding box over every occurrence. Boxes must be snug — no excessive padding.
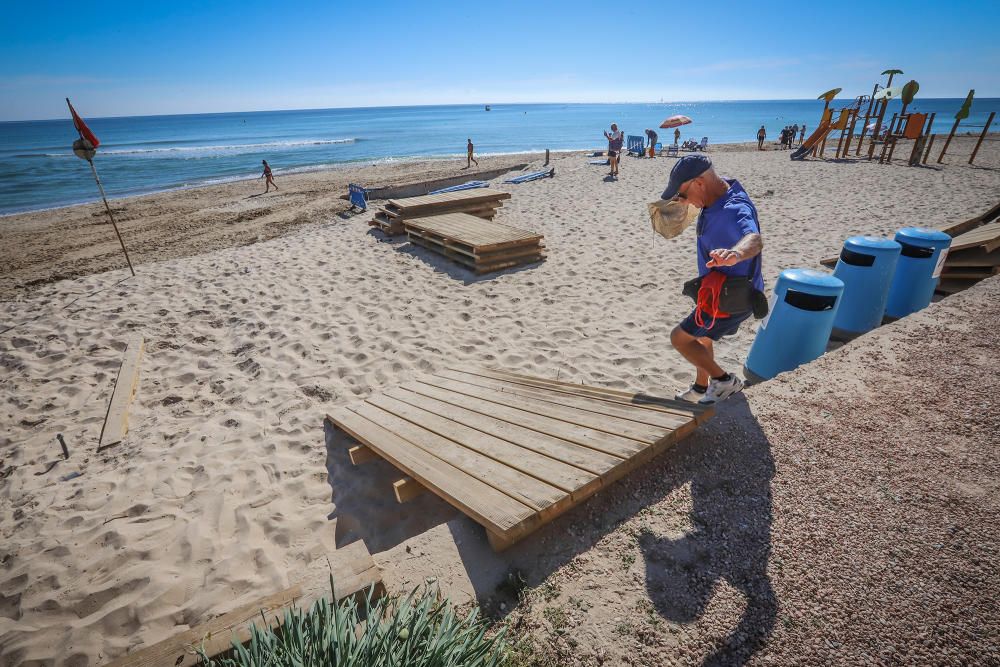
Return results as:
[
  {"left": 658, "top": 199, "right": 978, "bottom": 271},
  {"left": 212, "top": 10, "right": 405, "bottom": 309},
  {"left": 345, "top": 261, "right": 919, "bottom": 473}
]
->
[
  {"left": 66, "top": 97, "right": 135, "bottom": 277},
  {"left": 87, "top": 158, "right": 135, "bottom": 276}
]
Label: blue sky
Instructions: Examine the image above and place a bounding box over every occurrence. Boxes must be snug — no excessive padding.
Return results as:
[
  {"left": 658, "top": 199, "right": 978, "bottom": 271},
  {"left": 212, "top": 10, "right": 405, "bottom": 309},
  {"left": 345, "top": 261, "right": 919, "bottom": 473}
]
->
[{"left": 3, "top": 0, "right": 998, "bottom": 121}]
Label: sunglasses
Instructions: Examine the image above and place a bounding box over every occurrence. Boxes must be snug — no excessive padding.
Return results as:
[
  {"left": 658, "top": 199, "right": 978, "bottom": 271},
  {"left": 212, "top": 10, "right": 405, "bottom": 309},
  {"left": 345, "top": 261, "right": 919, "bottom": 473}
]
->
[{"left": 673, "top": 176, "right": 699, "bottom": 202}]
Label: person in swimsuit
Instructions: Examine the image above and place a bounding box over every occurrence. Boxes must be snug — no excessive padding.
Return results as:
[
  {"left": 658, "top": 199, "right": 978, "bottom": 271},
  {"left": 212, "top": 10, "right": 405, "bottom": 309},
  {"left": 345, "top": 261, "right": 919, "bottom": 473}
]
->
[
  {"left": 260, "top": 160, "right": 278, "bottom": 192},
  {"left": 757, "top": 125, "right": 766, "bottom": 150},
  {"left": 467, "top": 139, "right": 479, "bottom": 168}
]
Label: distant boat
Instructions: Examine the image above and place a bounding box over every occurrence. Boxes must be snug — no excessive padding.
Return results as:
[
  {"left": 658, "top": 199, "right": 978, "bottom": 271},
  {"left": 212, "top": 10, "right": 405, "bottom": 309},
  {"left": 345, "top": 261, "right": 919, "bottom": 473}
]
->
[{"left": 485, "top": 105, "right": 491, "bottom": 111}]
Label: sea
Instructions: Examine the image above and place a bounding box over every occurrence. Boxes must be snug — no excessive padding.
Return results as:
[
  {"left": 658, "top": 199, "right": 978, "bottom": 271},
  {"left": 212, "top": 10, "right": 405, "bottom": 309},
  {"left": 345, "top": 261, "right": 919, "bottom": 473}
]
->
[{"left": 2, "top": 99, "right": 996, "bottom": 216}]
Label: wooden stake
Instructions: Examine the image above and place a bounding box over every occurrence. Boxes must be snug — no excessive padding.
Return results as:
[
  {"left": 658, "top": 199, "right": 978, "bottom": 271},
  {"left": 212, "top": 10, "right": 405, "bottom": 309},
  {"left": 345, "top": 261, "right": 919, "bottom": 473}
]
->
[
  {"left": 937, "top": 118, "right": 961, "bottom": 163},
  {"left": 969, "top": 111, "right": 995, "bottom": 165},
  {"left": 922, "top": 134, "right": 936, "bottom": 164},
  {"left": 867, "top": 99, "right": 891, "bottom": 159}
]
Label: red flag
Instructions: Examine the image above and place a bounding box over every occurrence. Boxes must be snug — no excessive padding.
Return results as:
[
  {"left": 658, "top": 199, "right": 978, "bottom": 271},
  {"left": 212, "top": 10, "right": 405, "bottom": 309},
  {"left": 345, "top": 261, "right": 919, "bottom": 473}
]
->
[{"left": 66, "top": 98, "right": 100, "bottom": 148}]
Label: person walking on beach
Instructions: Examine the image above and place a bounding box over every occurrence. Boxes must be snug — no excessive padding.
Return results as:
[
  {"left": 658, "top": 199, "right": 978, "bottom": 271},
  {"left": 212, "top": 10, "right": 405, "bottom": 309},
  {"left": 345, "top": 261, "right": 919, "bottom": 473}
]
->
[
  {"left": 661, "top": 154, "right": 764, "bottom": 405},
  {"left": 466, "top": 139, "right": 479, "bottom": 168},
  {"left": 260, "top": 160, "right": 278, "bottom": 192},
  {"left": 604, "top": 123, "right": 623, "bottom": 178},
  {"left": 756, "top": 125, "right": 766, "bottom": 150},
  {"left": 799, "top": 125, "right": 806, "bottom": 146}
]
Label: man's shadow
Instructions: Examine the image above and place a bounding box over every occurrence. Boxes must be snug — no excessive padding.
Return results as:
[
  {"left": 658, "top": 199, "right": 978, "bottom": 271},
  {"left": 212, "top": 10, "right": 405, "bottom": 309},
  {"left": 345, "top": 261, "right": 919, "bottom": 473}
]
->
[{"left": 638, "top": 395, "right": 777, "bottom": 666}]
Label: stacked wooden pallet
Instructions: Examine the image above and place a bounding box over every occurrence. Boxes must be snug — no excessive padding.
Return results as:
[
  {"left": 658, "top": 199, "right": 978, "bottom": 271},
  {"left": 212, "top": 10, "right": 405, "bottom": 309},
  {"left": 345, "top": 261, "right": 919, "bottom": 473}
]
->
[
  {"left": 936, "top": 220, "right": 1000, "bottom": 294},
  {"left": 404, "top": 212, "right": 545, "bottom": 274},
  {"left": 369, "top": 188, "right": 512, "bottom": 236}
]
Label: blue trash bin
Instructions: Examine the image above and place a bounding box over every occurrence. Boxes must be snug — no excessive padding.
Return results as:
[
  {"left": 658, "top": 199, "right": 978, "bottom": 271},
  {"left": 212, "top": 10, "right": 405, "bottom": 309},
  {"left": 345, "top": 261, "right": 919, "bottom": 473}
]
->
[
  {"left": 745, "top": 269, "right": 844, "bottom": 383},
  {"left": 832, "top": 236, "right": 902, "bottom": 338},
  {"left": 885, "top": 227, "right": 952, "bottom": 319}
]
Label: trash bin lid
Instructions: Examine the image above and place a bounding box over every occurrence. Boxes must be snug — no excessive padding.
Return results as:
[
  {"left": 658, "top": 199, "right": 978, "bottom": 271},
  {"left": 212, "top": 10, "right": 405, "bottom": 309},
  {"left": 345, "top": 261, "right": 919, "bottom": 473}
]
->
[
  {"left": 778, "top": 268, "right": 845, "bottom": 296},
  {"left": 844, "top": 236, "right": 902, "bottom": 255},
  {"left": 895, "top": 227, "right": 952, "bottom": 249}
]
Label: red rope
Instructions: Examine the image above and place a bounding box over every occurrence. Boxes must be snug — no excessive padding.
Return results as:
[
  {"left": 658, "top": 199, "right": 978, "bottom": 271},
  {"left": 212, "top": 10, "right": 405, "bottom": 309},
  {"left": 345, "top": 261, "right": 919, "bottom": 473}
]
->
[{"left": 694, "top": 271, "right": 729, "bottom": 330}]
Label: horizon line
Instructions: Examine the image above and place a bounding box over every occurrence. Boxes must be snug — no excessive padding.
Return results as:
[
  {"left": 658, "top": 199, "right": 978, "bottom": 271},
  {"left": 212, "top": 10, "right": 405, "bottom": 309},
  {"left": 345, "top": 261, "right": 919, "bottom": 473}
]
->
[{"left": 5, "top": 96, "right": 997, "bottom": 124}]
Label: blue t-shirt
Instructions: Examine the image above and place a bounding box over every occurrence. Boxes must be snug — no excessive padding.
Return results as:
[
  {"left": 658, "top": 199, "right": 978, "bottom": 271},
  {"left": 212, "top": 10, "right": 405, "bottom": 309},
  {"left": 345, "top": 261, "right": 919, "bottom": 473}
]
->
[{"left": 695, "top": 179, "right": 764, "bottom": 291}]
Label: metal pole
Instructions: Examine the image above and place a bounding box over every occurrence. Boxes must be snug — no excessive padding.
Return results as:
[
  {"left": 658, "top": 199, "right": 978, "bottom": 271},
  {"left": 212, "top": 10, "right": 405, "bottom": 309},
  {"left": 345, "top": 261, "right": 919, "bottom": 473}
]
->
[{"left": 88, "top": 160, "right": 136, "bottom": 276}]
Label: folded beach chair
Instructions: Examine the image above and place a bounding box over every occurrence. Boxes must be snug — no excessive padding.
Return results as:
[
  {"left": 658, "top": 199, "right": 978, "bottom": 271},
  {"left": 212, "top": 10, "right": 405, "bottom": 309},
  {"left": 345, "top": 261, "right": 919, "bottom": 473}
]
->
[
  {"left": 430, "top": 180, "right": 489, "bottom": 195},
  {"left": 666, "top": 143, "right": 679, "bottom": 157},
  {"left": 626, "top": 135, "right": 645, "bottom": 157},
  {"left": 504, "top": 168, "right": 555, "bottom": 184},
  {"left": 348, "top": 184, "right": 368, "bottom": 212},
  {"left": 696, "top": 137, "right": 709, "bottom": 151},
  {"left": 589, "top": 159, "right": 611, "bottom": 165}
]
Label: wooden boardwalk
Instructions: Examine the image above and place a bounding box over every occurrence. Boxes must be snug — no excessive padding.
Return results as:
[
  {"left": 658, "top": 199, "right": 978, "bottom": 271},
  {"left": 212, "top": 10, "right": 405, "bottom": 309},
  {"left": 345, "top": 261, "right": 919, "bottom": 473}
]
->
[
  {"left": 405, "top": 213, "right": 545, "bottom": 273},
  {"left": 327, "top": 368, "right": 712, "bottom": 550}
]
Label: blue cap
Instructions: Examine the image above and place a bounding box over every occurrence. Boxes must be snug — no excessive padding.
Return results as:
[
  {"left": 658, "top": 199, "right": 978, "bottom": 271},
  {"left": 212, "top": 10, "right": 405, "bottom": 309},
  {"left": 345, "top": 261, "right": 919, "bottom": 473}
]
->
[{"left": 661, "top": 154, "right": 712, "bottom": 200}]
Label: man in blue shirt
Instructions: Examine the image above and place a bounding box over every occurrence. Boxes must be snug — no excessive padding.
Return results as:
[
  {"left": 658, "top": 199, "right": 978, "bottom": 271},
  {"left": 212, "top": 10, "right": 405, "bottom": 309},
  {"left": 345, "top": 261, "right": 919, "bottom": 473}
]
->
[{"left": 660, "top": 154, "right": 764, "bottom": 404}]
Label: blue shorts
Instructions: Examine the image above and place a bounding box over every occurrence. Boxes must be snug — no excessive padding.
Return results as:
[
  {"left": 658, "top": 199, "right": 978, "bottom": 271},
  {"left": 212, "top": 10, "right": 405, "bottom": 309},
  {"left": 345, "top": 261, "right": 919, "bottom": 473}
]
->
[{"left": 678, "top": 309, "right": 752, "bottom": 341}]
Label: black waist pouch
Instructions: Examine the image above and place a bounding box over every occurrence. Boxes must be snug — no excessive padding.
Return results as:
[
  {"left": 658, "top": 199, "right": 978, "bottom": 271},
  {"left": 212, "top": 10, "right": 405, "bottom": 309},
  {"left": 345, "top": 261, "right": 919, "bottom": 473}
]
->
[{"left": 682, "top": 258, "right": 770, "bottom": 319}]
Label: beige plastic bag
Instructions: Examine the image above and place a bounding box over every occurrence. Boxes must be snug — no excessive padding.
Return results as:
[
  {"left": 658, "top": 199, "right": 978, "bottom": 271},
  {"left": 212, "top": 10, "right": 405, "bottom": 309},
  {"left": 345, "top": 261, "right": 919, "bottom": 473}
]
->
[{"left": 648, "top": 200, "right": 701, "bottom": 240}]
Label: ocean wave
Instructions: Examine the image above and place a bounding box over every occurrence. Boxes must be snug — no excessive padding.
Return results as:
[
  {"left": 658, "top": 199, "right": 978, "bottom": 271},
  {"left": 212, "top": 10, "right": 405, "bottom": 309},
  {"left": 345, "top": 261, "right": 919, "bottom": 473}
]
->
[{"left": 15, "top": 137, "right": 359, "bottom": 158}]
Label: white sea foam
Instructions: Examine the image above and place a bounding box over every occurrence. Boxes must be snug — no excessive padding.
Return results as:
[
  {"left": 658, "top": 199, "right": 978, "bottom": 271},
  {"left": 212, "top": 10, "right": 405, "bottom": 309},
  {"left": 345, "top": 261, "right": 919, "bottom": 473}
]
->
[{"left": 30, "top": 138, "right": 358, "bottom": 158}]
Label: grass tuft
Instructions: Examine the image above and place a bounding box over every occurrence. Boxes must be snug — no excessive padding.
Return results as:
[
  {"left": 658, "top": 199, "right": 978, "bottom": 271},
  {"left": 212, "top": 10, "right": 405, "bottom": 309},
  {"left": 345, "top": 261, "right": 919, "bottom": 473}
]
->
[{"left": 198, "top": 577, "right": 509, "bottom": 666}]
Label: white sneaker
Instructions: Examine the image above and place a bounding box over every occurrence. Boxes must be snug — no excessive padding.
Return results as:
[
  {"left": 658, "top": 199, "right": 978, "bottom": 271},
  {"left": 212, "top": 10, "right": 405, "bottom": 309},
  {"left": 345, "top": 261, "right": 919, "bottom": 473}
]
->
[
  {"left": 699, "top": 375, "right": 745, "bottom": 404},
  {"left": 675, "top": 384, "right": 707, "bottom": 403}
]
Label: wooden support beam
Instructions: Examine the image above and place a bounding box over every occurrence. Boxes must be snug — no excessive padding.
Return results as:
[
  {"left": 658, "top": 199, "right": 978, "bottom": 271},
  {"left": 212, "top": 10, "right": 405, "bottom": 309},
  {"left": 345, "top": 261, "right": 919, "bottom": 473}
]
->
[
  {"left": 969, "top": 111, "right": 995, "bottom": 165},
  {"left": 349, "top": 444, "right": 380, "bottom": 465},
  {"left": 393, "top": 476, "right": 426, "bottom": 503},
  {"left": 99, "top": 335, "right": 144, "bottom": 450},
  {"left": 937, "top": 118, "right": 961, "bottom": 163},
  {"left": 923, "top": 134, "right": 936, "bottom": 164}
]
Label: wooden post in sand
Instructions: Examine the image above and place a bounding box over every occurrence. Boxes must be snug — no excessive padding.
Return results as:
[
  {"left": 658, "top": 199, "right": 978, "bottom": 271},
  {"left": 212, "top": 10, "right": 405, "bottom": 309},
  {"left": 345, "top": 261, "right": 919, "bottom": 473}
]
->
[
  {"left": 937, "top": 118, "right": 961, "bottom": 164},
  {"left": 544, "top": 149, "right": 550, "bottom": 166},
  {"left": 969, "top": 111, "right": 995, "bottom": 165},
  {"left": 922, "top": 134, "right": 936, "bottom": 164}
]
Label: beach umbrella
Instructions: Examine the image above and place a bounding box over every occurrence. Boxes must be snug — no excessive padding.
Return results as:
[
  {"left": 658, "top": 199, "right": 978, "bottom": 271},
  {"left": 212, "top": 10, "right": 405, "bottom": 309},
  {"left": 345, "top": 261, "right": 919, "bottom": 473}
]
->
[
  {"left": 659, "top": 115, "right": 692, "bottom": 129},
  {"left": 881, "top": 69, "right": 903, "bottom": 88}
]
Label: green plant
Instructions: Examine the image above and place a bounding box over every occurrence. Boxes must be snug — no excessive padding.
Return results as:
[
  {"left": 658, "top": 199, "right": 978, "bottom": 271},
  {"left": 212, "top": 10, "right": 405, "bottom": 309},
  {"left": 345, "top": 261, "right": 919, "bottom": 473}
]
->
[{"left": 198, "top": 578, "right": 509, "bottom": 666}]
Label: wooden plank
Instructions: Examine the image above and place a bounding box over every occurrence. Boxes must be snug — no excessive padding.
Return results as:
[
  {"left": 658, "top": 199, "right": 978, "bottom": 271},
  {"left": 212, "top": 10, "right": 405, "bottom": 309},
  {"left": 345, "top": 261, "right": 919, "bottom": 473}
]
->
[
  {"left": 940, "top": 268, "right": 997, "bottom": 280},
  {"left": 388, "top": 188, "right": 511, "bottom": 212},
  {"left": 461, "top": 367, "right": 711, "bottom": 423},
  {"left": 99, "top": 335, "right": 144, "bottom": 449},
  {"left": 950, "top": 221, "right": 1000, "bottom": 252},
  {"left": 328, "top": 408, "right": 537, "bottom": 537},
  {"left": 349, "top": 444, "right": 380, "bottom": 465},
  {"left": 369, "top": 391, "right": 599, "bottom": 494},
  {"left": 407, "top": 236, "right": 544, "bottom": 274},
  {"left": 943, "top": 246, "right": 1000, "bottom": 267},
  {"left": 382, "top": 387, "right": 626, "bottom": 475},
  {"left": 393, "top": 477, "right": 425, "bottom": 503},
  {"left": 108, "top": 541, "right": 380, "bottom": 667},
  {"left": 417, "top": 376, "right": 666, "bottom": 444},
  {"left": 353, "top": 399, "right": 568, "bottom": 512},
  {"left": 404, "top": 213, "right": 542, "bottom": 253},
  {"left": 401, "top": 380, "right": 649, "bottom": 459},
  {"left": 434, "top": 369, "right": 694, "bottom": 430}
]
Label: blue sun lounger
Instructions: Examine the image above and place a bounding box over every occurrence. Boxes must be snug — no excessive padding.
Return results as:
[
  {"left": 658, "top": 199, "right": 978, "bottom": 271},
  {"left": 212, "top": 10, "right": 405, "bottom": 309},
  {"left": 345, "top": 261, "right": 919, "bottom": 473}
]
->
[
  {"left": 504, "top": 168, "right": 555, "bottom": 184},
  {"left": 348, "top": 184, "right": 368, "bottom": 212},
  {"left": 430, "top": 180, "right": 489, "bottom": 195}
]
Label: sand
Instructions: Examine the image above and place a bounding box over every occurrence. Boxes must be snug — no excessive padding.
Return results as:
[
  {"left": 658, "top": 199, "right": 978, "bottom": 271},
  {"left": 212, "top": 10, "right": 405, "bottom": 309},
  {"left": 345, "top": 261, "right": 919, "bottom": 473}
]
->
[{"left": 1, "top": 135, "right": 999, "bottom": 664}]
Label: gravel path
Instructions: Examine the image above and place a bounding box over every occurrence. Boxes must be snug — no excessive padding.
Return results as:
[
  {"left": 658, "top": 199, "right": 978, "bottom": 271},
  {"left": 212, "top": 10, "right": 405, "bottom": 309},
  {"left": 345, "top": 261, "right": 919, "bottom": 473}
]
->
[{"left": 506, "top": 277, "right": 1000, "bottom": 666}]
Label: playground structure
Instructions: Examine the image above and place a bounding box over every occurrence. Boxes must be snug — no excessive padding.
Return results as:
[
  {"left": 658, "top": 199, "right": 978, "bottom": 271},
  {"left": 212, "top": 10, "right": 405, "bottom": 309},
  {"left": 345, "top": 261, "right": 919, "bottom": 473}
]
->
[{"left": 792, "top": 69, "right": 995, "bottom": 166}]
